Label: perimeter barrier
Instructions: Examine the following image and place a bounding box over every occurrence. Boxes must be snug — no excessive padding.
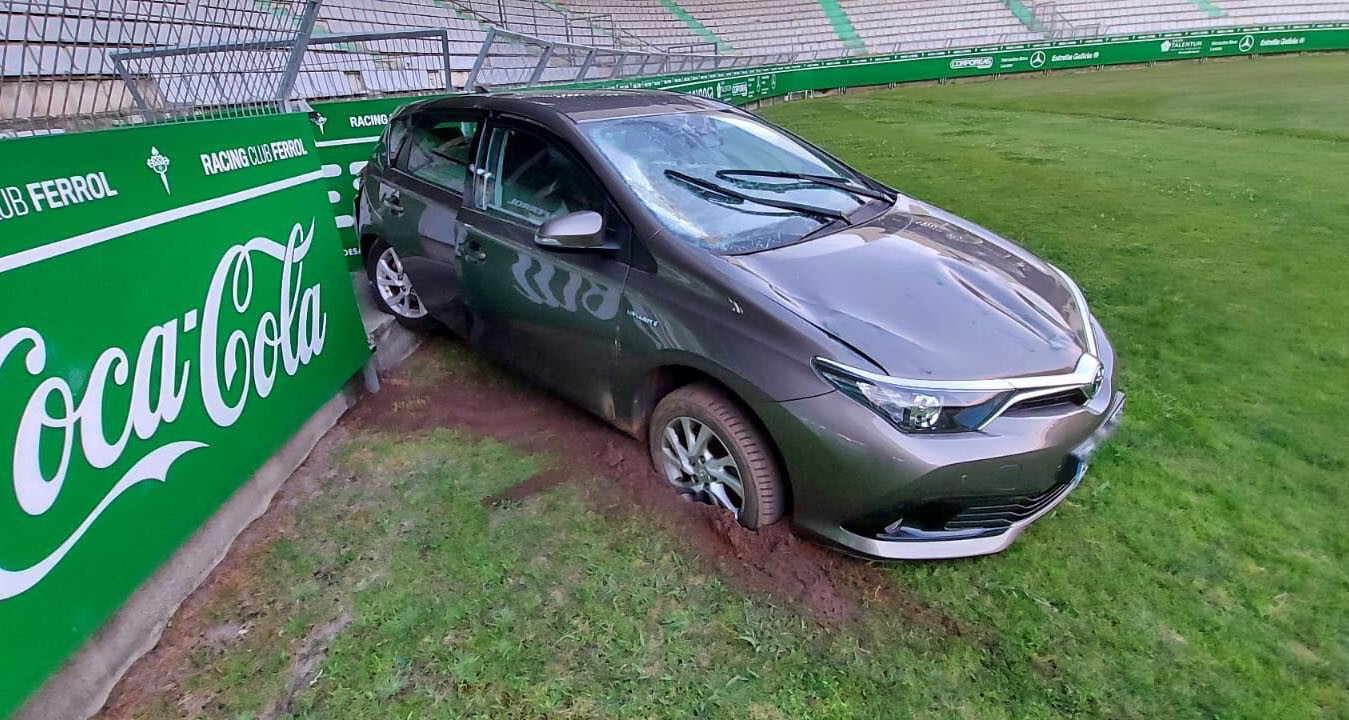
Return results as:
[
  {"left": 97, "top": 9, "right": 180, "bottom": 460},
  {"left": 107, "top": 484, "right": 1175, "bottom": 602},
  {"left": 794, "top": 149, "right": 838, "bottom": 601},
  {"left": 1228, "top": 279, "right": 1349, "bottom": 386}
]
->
[{"left": 0, "top": 113, "right": 370, "bottom": 718}]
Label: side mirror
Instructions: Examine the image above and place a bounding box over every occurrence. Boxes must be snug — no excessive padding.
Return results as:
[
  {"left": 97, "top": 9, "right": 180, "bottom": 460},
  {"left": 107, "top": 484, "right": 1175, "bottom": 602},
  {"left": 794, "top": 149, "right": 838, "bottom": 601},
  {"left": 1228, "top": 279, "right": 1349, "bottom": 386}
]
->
[{"left": 535, "top": 210, "right": 605, "bottom": 250}]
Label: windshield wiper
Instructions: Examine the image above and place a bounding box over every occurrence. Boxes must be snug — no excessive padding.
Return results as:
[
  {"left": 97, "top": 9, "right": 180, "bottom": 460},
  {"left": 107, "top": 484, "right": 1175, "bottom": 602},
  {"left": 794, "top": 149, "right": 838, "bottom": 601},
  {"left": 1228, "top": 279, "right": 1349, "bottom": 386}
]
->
[
  {"left": 714, "top": 169, "right": 894, "bottom": 203},
  {"left": 664, "top": 169, "right": 847, "bottom": 221}
]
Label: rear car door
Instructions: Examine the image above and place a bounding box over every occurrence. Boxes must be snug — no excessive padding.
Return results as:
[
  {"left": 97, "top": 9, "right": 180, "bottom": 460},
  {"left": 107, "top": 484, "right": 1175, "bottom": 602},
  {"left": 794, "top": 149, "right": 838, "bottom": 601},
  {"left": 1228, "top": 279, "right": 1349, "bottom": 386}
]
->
[
  {"left": 383, "top": 111, "right": 483, "bottom": 333},
  {"left": 458, "top": 118, "right": 631, "bottom": 417}
]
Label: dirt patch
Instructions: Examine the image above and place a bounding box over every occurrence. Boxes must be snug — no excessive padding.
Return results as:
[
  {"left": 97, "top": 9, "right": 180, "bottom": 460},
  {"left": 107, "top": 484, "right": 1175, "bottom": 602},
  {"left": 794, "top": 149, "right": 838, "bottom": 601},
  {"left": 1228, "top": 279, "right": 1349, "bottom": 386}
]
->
[
  {"left": 347, "top": 337, "right": 959, "bottom": 629},
  {"left": 98, "top": 335, "right": 980, "bottom": 718}
]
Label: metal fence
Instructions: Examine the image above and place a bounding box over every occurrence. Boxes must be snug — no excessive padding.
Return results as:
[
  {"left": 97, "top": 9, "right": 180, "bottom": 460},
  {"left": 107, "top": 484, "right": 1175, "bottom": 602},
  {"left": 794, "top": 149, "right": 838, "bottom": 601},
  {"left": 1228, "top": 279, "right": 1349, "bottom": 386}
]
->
[
  {"left": 465, "top": 27, "right": 793, "bottom": 89},
  {"left": 1031, "top": 3, "right": 1101, "bottom": 40},
  {"left": 2, "top": 0, "right": 325, "bottom": 134},
  {"left": 0, "top": 0, "right": 1150, "bottom": 137},
  {"left": 1, "top": 0, "right": 800, "bottom": 136}
]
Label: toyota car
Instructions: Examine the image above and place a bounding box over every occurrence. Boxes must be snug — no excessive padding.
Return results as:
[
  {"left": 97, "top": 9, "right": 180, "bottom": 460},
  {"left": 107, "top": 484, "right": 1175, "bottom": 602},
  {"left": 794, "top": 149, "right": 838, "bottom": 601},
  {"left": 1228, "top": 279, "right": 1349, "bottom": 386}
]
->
[{"left": 355, "top": 90, "right": 1124, "bottom": 559}]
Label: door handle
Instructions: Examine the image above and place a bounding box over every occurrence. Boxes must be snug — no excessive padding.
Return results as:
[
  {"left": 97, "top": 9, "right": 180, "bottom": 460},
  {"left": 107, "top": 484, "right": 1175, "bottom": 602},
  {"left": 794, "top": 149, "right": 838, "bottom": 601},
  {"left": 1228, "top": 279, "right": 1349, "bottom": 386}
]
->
[{"left": 383, "top": 191, "right": 403, "bottom": 215}]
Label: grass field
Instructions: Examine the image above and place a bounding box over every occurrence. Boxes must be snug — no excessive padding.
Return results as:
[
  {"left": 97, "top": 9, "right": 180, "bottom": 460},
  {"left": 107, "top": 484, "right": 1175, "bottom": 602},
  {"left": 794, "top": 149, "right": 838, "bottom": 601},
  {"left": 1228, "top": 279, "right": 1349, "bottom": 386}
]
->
[{"left": 102, "top": 55, "right": 1348, "bottom": 719}]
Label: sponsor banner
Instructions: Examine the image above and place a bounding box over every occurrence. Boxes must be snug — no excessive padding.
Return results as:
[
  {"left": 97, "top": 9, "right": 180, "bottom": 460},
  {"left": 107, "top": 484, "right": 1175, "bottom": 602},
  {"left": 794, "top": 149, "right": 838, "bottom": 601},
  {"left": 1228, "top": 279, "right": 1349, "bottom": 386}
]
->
[
  {"left": 614, "top": 24, "right": 1349, "bottom": 101},
  {"left": 0, "top": 113, "right": 369, "bottom": 716},
  {"left": 308, "top": 96, "right": 442, "bottom": 270},
  {"left": 301, "top": 24, "right": 1349, "bottom": 256}
]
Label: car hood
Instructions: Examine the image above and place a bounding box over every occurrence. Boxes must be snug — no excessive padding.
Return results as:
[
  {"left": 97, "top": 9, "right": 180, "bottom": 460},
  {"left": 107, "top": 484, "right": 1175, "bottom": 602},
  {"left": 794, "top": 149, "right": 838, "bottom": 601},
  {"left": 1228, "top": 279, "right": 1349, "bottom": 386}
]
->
[{"left": 726, "top": 202, "right": 1091, "bottom": 381}]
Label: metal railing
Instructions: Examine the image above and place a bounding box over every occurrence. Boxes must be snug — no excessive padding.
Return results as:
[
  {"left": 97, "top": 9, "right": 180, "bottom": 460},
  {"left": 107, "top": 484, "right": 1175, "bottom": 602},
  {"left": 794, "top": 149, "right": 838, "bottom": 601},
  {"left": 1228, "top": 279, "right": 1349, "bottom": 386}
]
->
[
  {"left": 10, "top": 0, "right": 1311, "bottom": 136},
  {"left": 1031, "top": 2, "right": 1100, "bottom": 40},
  {"left": 1, "top": 0, "right": 796, "bottom": 135},
  {"left": 464, "top": 27, "right": 794, "bottom": 89},
  {"left": 1, "top": 0, "right": 325, "bottom": 134}
]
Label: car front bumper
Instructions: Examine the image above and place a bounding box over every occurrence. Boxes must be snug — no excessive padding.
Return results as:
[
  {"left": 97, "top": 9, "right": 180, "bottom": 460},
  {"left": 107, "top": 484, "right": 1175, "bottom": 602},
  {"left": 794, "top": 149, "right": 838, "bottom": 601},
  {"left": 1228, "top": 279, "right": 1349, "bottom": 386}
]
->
[
  {"left": 753, "top": 333, "right": 1125, "bottom": 561},
  {"left": 818, "top": 391, "right": 1123, "bottom": 560}
]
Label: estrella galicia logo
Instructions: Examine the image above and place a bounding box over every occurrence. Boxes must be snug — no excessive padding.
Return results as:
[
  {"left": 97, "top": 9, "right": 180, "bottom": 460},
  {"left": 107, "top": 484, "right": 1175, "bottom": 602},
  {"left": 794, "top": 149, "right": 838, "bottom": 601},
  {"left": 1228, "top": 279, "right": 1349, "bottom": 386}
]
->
[
  {"left": 1029, "top": 50, "right": 1046, "bottom": 68},
  {"left": 1238, "top": 34, "right": 1255, "bottom": 52}
]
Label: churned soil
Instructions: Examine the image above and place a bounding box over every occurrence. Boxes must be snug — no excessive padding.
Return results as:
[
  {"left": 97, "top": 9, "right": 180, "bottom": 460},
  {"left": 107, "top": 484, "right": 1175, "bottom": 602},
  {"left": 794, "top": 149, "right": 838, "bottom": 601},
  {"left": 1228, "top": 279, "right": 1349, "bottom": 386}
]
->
[
  {"left": 345, "top": 339, "right": 881, "bottom": 623},
  {"left": 346, "top": 337, "right": 965, "bottom": 631},
  {"left": 98, "top": 333, "right": 982, "bottom": 718}
]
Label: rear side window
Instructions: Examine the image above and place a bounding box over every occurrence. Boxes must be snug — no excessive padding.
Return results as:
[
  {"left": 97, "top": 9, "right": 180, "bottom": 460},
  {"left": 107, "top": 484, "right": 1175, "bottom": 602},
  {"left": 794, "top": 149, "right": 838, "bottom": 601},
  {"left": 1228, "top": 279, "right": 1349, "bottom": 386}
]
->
[
  {"left": 384, "top": 118, "right": 409, "bottom": 164},
  {"left": 400, "top": 116, "right": 480, "bottom": 194},
  {"left": 477, "top": 126, "right": 600, "bottom": 226}
]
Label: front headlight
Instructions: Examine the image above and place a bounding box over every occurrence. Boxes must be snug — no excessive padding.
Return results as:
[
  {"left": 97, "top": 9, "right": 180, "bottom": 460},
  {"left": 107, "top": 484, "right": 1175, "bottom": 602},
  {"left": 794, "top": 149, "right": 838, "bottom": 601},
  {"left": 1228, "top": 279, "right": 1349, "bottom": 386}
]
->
[{"left": 814, "top": 360, "right": 1012, "bottom": 433}]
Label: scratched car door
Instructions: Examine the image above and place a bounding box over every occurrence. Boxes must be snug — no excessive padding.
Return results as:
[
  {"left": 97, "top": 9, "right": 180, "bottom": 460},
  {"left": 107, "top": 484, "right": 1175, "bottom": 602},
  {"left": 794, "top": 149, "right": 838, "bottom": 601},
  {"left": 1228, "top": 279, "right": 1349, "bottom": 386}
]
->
[
  {"left": 457, "top": 120, "right": 630, "bottom": 417},
  {"left": 384, "top": 111, "right": 483, "bottom": 333}
]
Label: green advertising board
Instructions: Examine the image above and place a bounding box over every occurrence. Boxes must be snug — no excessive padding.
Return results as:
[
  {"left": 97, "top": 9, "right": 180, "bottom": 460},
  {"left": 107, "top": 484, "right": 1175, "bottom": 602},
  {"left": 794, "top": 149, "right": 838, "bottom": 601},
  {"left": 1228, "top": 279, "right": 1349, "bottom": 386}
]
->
[
  {"left": 304, "top": 23, "right": 1349, "bottom": 268},
  {"left": 308, "top": 96, "right": 443, "bottom": 270},
  {"left": 0, "top": 113, "right": 370, "bottom": 716},
  {"left": 602, "top": 23, "right": 1349, "bottom": 102}
]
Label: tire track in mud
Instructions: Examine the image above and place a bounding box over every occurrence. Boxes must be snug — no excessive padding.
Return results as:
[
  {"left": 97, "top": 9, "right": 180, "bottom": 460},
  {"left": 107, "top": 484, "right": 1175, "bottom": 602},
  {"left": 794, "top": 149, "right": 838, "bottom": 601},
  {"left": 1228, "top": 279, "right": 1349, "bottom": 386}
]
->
[{"left": 349, "top": 337, "right": 986, "bottom": 637}]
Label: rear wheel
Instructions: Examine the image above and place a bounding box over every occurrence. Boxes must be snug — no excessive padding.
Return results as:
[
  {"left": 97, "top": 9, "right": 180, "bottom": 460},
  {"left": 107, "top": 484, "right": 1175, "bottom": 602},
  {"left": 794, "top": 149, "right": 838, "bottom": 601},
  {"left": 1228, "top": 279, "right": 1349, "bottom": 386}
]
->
[
  {"left": 648, "top": 383, "right": 786, "bottom": 529},
  {"left": 366, "top": 239, "right": 437, "bottom": 331}
]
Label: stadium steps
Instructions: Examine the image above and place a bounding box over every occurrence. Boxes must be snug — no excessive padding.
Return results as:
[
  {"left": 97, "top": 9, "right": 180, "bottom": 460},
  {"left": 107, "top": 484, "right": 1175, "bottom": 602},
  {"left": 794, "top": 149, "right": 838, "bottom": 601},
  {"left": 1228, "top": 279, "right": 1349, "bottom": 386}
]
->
[
  {"left": 658, "top": 0, "right": 732, "bottom": 52},
  {"left": 999, "top": 0, "right": 1045, "bottom": 33},
  {"left": 1187, "top": 0, "right": 1229, "bottom": 18},
  {"left": 817, "top": 0, "right": 867, "bottom": 54}
]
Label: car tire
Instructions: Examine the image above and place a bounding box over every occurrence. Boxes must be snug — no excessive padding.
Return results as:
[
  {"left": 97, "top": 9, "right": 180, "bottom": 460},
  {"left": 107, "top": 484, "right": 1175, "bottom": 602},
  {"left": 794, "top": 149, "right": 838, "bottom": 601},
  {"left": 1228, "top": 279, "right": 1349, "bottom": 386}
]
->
[
  {"left": 365, "top": 238, "right": 438, "bottom": 331},
  {"left": 648, "top": 383, "right": 786, "bottom": 529}
]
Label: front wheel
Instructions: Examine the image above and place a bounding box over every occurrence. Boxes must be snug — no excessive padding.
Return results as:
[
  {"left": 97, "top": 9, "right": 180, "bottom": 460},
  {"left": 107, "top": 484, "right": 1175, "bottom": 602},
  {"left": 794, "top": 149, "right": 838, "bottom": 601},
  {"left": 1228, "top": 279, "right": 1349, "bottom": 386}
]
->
[
  {"left": 648, "top": 384, "right": 786, "bottom": 529},
  {"left": 366, "top": 239, "right": 438, "bottom": 331}
]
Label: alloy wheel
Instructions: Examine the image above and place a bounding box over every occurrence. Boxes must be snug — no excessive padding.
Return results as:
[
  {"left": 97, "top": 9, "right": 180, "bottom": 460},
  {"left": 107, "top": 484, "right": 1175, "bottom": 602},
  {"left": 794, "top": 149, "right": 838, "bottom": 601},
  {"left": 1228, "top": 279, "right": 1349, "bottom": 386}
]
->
[
  {"left": 374, "top": 246, "right": 427, "bottom": 319},
  {"left": 659, "top": 416, "right": 745, "bottom": 515}
]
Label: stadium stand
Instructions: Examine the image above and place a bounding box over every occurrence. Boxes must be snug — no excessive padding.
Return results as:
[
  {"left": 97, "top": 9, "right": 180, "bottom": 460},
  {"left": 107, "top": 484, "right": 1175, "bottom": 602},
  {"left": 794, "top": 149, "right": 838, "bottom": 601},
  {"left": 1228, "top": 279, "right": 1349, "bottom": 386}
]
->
[
  {"left": 669, "top": 1, "right": 849, "bottom": 57},
  {"left": 1221, "top": 0, "right": 1349, "bottom": 25},
  {"left": 1047, "top": 0, "right": 1231, "bottom": 35},
  {"left": 1046, "top": 0, "right": 1349, "bottom": 35},
  {"left": 3, "top": 0, "right": 1347, "bottom": 133},
  {"left": 843, "top": 0, "right": 1044, "bottom": 52},
  {"left": 554, "top": 0, "right": 720, "bottom": 52}
]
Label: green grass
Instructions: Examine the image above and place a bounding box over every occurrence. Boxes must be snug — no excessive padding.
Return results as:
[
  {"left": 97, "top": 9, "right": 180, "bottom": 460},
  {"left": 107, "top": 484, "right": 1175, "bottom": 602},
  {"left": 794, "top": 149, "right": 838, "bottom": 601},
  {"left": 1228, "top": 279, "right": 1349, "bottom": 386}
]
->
[{"left": 121, "top": 56, "right": 1348, "bottom": 719}]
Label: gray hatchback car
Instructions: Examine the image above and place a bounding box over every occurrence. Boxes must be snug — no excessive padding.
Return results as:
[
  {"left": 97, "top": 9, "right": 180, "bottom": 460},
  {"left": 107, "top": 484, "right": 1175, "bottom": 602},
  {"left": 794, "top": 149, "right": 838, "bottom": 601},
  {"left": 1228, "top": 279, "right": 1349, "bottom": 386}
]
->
[{"left": 356, "top": 89, "right": 1124, "bottom": 560}]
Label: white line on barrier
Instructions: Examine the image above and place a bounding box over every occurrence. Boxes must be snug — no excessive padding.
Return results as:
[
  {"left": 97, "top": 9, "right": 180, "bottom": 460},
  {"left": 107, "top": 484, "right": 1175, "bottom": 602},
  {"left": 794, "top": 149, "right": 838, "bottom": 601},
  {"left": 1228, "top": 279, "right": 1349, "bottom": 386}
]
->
[
  {"left": 314, "top": 135, "right": 381, "bottom": 148},
  {"left": 0, "top": 169, "right": 326, "bottom": 275}
]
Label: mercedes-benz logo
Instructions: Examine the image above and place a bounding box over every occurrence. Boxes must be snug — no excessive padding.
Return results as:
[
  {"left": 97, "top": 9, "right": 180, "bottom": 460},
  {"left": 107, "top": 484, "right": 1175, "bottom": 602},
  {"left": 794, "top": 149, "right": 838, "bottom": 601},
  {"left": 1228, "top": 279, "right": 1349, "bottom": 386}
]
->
[
  {"left": 1030, "top": 50, "right": 1046, "bottom": 68},
  {"left": 1239, "top": 34, "right": 1255, "bottom": 52}
]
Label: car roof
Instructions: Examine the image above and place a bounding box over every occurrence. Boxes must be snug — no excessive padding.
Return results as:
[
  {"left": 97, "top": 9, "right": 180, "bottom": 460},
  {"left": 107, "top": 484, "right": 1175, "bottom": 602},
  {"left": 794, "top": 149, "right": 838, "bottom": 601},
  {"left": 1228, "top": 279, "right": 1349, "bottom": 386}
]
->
[{"left": 407, "top": 88, "right": 730, "bottom": 124}]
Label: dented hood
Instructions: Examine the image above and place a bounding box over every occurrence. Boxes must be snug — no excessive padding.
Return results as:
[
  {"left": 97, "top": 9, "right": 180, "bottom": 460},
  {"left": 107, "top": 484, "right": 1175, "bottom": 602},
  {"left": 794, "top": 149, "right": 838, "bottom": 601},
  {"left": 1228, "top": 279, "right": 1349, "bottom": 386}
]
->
[{"left": 727, "top": 204, "right": 1091, "bottom": 381}]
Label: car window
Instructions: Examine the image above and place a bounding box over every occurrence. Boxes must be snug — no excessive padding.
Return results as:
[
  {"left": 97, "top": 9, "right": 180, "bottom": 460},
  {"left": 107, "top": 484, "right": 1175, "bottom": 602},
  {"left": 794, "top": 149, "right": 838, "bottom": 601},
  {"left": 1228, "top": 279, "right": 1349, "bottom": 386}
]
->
[
  {"left": 384, "top": 118, "right": 409, "bottom": 164},
  {"left": 580, "top": 110, "right": 873, "bottom": 254},
  {"left": 401, "top": 116, "right": 479, "bottom": 194},
  {"left": 478, "top": 126, "right": 601, "bottom": 226}
]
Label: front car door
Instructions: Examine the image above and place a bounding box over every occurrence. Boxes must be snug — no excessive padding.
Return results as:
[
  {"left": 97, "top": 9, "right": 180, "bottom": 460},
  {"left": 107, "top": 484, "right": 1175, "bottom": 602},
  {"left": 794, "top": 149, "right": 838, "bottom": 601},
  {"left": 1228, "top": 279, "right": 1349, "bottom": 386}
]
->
[
  {"left": 383, "top": 110, "right": 483, "bottom": 334},
  {"left": 458, "top": 118, "right": 632, "bottom": 417}
]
